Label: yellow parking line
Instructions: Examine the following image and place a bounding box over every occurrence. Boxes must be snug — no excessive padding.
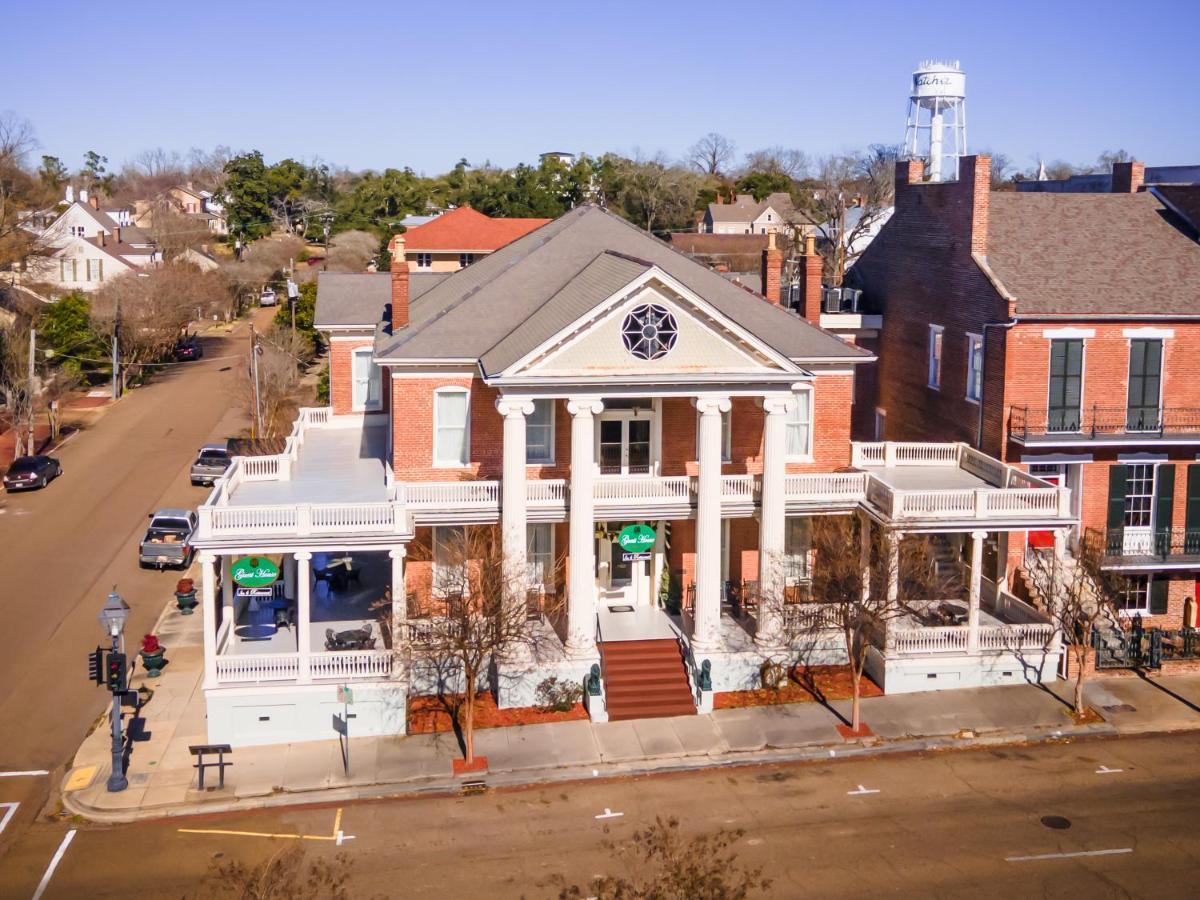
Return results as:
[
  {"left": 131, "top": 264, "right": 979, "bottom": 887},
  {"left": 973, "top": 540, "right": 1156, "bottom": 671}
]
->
[{"left": 178, "top": 808, "right": 344, "bottom": 842}]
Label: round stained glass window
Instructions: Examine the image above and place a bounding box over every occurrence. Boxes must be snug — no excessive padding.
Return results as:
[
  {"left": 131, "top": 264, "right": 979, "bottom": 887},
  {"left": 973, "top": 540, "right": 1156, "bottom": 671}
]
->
[{"left": 621, "top": 303, "right": 678, "bottom": 361}]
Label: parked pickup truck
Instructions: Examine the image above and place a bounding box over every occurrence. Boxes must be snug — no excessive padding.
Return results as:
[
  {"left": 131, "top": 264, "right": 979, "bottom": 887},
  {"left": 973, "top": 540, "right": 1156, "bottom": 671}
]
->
[
  {"left": 190, "top": 443, "right": 232, "bottom": 486},
  {"left": 139, "top": 508, "right": 198, "bottom": 570}
]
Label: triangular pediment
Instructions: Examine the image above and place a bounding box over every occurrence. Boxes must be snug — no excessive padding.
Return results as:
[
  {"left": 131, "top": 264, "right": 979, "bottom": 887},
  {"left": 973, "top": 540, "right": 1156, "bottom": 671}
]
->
[{"left": 507, "top": 270, "right": 799, "bottom": 379}]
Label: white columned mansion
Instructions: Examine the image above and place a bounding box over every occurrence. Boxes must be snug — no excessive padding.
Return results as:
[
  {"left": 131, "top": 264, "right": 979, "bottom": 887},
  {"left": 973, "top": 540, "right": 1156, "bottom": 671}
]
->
[{"left": 192, "top": 207, "right": 1075, "bottom": 747}]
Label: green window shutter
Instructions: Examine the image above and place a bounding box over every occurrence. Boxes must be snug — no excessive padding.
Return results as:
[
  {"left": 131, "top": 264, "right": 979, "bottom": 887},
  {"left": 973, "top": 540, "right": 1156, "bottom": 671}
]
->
[
  {"left": 1107, "top": 465, "right": 1128, "bottom": 530},
  {"left": 1155, "top": 464, "right": 1175, "bottom": 534},
  {"left": 1149, "top": 576, "right": 1168, "bottom": 615}
]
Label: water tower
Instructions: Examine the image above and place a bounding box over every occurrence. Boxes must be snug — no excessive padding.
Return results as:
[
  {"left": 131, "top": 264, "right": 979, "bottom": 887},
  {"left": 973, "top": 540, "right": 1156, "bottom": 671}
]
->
[{"left": 902, "top": 60, "right": 967, "bottom": 182}]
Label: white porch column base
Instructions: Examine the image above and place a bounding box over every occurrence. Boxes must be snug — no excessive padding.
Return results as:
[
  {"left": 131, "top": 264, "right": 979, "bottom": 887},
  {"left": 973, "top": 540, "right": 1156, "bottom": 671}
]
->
[
  {"left": 201, "top": 553, "right": 218, "bottom": 689},
  {"left": 756, "top": 395, "right": 791, "bottom": 648},
  {"left": 296, "top": 552, "right": 312, "bottom": 682},
  {"left": 497, "top": 397, "right": 534, "bottom": 594},
  {"left": 693, "top": 395, "right": 730, "bottom": 651},
  {"left": 967, "top": 530, "right": 986, "bottom": 653},
  {"left": 566, "top": 398, "right": 603, "bottom": 656}
]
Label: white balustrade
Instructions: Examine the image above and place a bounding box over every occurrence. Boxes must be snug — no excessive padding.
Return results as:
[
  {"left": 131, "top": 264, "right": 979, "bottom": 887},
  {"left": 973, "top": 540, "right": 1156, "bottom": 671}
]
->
[
  {"left": 959, "top": 446, "right": 1010, "bottom": 486},
  {"left": 310, "top": 650, "right": 394, "bottom": 680},
  {"left": 887, "top": 626, "right": 969, "bottom": 654},
  {"left": 403, "top": 481, "right": 500, "bottom": 508},
  {"left": 981, "top": 489, "right": 1060, "bottom": 516},
  {"left": 721, "top": 474, "right": 756, "bottom": 498},
  {"left": 215, "top": 653, "right": 299, "bottom": 683},
  {"left": 786, "top": 472, "right": 868, "bottom": 501},
  {"left": 527, "top": 480, "right": 568, "bottom": 505},
  {"left": 977, "top": 623, "right": 1056, "bottom": 651}
]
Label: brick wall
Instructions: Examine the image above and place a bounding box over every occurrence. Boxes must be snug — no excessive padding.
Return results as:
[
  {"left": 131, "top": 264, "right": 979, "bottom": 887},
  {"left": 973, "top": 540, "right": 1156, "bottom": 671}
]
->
[{"left": 329, "top": 338, "right": 388, "bottom": 416}]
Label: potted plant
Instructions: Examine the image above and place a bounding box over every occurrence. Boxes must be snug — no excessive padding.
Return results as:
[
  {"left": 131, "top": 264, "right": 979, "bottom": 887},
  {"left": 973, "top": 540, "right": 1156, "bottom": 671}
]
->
[
  {"left": 140, "top": 634, "right": 167, "bottom": 678},
  {"left": 174, "top": 577, "right": 198, "bottom": 615}
]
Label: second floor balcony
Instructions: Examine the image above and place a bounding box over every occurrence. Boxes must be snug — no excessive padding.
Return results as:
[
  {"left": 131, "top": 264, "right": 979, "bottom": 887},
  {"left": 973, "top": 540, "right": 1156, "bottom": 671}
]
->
[
  {"left": 1009, "top": 405, "right": 1200, "bottom": 446},
  {"left": 1102, "top": 526, "right": 1200, "bottom": 570}
]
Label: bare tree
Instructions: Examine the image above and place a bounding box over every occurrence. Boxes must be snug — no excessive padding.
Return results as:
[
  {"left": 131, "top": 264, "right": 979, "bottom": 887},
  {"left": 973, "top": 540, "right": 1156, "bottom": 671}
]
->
[
  {"left": 687, "top": 133, "right": 737, "bottom": 176},
  {"left": 143, "top": 199, "right": 214, "bottom": 259},
  {"left": 557, "top": 816, "right": 772, "bottom": 900},
  {"left": 0, "top": 112, "right": 54, "bottom": 273},
  {"left": 0, "top": 322, "right": 35, "bottom": 459},
  {"left": 1024, "top": 530, "right": 1125, "bottom": 718},
  {"left": 412, "top": 524, "right": 557, "bottom": 768},
  {"left": 762, "top": 515, "right": 950, "bottom": 733},
  {"left": 741, "top": 146, "right": 811, "bottom": 180},
  {"left": 610, "top": 154, "right": 701, "bottom": 235},
  {"left": 237, "top": 329, "right": 306, "bottom": 439},
  {"left": 322, "top": 230, "right": 378, "bottom": 273}
]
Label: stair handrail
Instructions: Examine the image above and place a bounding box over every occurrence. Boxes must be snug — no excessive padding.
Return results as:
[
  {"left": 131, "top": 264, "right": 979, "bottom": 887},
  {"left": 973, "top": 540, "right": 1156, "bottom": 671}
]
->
[{"left": 676, "top": 631, "right": 713, "bottom": 713}]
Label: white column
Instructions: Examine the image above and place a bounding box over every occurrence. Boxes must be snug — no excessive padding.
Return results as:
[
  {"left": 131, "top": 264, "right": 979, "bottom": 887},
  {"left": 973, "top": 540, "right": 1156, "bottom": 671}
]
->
[
  {"left": 756, "top": 395, "right": 791, "bottom": 647},
  {"left": 389, "top": 546, "right": 407, "bottom": 649},
  {"left": 566, "top": 398, "right": 603, "bottom": 656},
  {"left": 497, "top": 397, "right": 534, "bottom": 593},
  {"left": 967, "top": 529, "right": 986, "bottom": 653},
  {"left": 296, "top": 551, "right": 312, "bottom": 682},
  {"left": 886, "top": 531, "right": 900, "bottom": 606},
  {"left": 200, "top": 553, "right": 218, "bottom": 689},
  {"left": 859, "top": 511, "right": 872, "bottom": 603},
  {"left": 220, "top": 555, "right": 234, "bottom": 637},
  {"left": 283, "top": 553, "right": 296, "bottom": 598},
  {"left": 693, "top": 395, "right": 731, "bottom": 650}
]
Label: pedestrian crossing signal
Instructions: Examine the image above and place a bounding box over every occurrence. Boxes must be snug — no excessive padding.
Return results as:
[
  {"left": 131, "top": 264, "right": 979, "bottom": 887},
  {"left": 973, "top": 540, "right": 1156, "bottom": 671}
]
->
[{"left": 88, "top": 647, "right": 104, "bottom": 685}]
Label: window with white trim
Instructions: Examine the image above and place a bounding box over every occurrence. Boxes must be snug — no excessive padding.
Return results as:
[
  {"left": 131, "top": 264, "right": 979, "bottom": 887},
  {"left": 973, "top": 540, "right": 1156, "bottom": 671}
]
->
[
  {"left": 928, "top": 324, "right": 944, "bottom": 389},
  {"left": 60, "top": 259, "right": 76, "bottom": 282},
  {"left": 784, "top": 517, "right": 811, "bottom": 584},
  {"left": 695, "top": 407, "right": 732, "bottom": 462},
  {"left": 432, "top": 525, "right": 467, "bottom": 596},
  {"left": 786, "top": 391, "right": 812, "bottom": 459},
  {"left": 1118, "top": 574, "right": 1150, "bottom": 615},
  {"left": 415, "top": 252, "right": 432, "bottom": 269},
  {"left": 527, "top": 523, "right": 553, "bottom": 588},
  {"left": 87, "top": 258, "right": 103, "bottom": 281},
  {"left": 434, "top": 387, "right": 470, "bottom": 466},
  {"left": 1123, "top": 463, "right": 1155, "bottom": 529},
  {"left": 965, "top": 333, "right": 983, "bottom": 402},
  {"left": 526, "top": 399, "right": 554, "bottom": 464},
  {"left": 351, "top": 347, "right": 381, "bottom": 411}
]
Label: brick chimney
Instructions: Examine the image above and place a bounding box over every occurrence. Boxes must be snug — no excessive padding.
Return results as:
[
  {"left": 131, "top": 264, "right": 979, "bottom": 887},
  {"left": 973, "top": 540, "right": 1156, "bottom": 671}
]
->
[
  {"left": 1111, "top": 161, "right": 1145, "bottom": 193},
  {"left": 388, "top": 235, "right": 409, "bottom": 331},
  {"left": 895, "top": 158, "right": 926, "bottom": 186},
  {"left": 799, "top": 235, "right": 823, "bottom": 325},
  {"left": 715, "top": 193, "right": 724, "bottom": 205},
  {"left": 760, "top": 232, "right": 783, "bottom": 305},
  {"left": 88, "top": 193, "right": 99, "bottom": 210}
]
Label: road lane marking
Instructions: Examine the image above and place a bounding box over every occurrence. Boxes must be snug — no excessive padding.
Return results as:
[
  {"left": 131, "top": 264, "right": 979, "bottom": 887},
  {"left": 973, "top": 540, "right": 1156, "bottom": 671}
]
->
[
  {"left": 1095, "top": 765, "right": 1124, "bottom": 775},
  {"left": 595, "top": 808, "right": 624, "bottom": 819},
  {"left": 179, "top": 807, "right": 352, "bottom": 843},
  {"left": 847, "top": 785, "right": 880, "bottom": 795},
  {"left": 0, "top": 770, "right": 49, "bottom": 778},
  {"left": 32, "top": 829, "right": 77, "bottom": 900},
  {"left": 0, "top": 803, "right": 18, "bottom": 836},
  {"left": 1006, "top": 848, "right": 1133, "bottom": 862}
]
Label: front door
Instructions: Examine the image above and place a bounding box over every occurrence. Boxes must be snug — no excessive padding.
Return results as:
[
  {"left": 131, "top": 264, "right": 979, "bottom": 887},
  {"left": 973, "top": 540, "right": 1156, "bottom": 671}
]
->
[
  {"left": 596, "top": 522, "right": 653, "bottom": 607},
  {"left": 597, "top": 415, "right": 652, "bottom": 475}
]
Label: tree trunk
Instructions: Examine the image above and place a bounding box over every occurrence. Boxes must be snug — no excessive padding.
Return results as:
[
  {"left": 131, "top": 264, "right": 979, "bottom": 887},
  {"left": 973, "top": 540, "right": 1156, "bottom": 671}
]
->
[
  {"left": 850, "top": 658, "right": 862, "bottom": 732},
  {"left": 463, "top": 670, "right": 476, "bottom": 765},
  {"left": 1073, "top": 651, "right": 1087, "bottom": 717}
]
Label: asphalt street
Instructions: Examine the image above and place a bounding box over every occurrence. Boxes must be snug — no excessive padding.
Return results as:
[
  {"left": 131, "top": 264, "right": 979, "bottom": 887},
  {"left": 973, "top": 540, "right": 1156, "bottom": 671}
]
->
[
  {"left": 3, "top": 731, "right": 1199, "bottom": 898},
  {"left": 0, "top": 312, "right": 267, "bottom": 865}
]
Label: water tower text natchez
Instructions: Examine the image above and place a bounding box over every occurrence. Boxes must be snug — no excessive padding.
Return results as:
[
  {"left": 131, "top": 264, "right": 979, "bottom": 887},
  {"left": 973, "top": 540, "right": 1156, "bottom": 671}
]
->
[{"left": 902, "top": 60, "right": 967, "bottom": 183}]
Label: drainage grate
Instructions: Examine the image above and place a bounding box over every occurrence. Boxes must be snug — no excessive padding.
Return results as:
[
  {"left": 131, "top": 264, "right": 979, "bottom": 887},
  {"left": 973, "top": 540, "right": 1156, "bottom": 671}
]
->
[
  {"left": 1040, "top": 815, "right": 1071, "bottom": 830},
  {"left": 461, "top": 780, "right": 488, "bottom": 795}
]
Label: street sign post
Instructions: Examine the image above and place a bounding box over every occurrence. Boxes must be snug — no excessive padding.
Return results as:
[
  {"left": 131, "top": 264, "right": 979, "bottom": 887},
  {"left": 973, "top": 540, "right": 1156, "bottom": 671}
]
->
[{"left": 334, "top": 685, "right": 354, "bottom": 775}]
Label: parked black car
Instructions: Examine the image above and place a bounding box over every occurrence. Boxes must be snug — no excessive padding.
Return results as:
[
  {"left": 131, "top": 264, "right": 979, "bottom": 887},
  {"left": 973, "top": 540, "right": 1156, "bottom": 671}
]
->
[
  {"left": 3, "top": 455, "right": 63, "bottom": 491},
  {"left": 175, "top": 335, "right": 203, "bottom": 361}
]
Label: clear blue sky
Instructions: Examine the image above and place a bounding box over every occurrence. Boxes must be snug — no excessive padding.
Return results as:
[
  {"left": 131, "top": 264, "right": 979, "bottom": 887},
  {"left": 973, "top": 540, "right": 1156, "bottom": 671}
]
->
[{"left": 4, "top": 0, "right": 1197, "bottom": 176}]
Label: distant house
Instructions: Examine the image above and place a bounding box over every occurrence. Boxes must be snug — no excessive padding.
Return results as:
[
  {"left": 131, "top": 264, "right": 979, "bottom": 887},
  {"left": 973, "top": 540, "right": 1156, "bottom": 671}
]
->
[
  {"left": 400, "top": 207, "right": 550, "bottom": 272},
  {"left": 700, "top": 192, "right": 813, "bottom": 236},
  {"left": 134, "top": 183, "right": 228, "bottom": 236},
  {"left": 1016, "top": 163, "right": 1200, "bottom": 193}
]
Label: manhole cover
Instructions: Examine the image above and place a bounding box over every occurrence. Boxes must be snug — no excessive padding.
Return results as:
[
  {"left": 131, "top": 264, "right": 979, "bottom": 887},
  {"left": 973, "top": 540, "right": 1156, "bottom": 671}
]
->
[{"left": 1040, "top": 815, "right": 1071, "bottom": 830}]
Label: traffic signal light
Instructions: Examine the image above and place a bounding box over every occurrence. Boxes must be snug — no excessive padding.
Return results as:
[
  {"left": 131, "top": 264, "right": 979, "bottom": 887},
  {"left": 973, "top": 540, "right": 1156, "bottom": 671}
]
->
[
  {"left": 105, "top": 652, "right": 127, "bottom": 693},
  {"left": 88, "top": 647, "right": 104, "bottom": 685}
]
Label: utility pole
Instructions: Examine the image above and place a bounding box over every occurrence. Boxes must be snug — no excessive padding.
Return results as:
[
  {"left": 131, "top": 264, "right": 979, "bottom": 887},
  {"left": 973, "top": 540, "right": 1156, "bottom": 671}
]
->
[
  {"left": 249, "top": 324, "right": 263, "bottom": 439},
  {"left": 26, "top": 327, "right": 36, "bottom": 456},
  {"left": 111, "top": 294, "right": 121, "bottom": 401}
]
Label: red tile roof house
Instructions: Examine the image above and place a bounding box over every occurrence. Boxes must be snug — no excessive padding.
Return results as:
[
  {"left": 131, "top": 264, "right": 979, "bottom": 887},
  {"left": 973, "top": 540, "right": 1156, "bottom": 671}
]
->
[
  {"left": 850, "top": 156, "right": 1200, "bottom": 641},
  {"left": 401, "top": 206, "right": 550, "bottom": 272},
  {"left": 190, "top": 205, "right": 1075, "bottom": 747}
]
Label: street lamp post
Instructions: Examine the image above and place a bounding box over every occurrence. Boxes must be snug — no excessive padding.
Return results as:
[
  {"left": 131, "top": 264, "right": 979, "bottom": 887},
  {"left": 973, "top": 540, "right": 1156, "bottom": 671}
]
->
[{"left": 98, "top": 590, "right": 130, "bottom": 792}]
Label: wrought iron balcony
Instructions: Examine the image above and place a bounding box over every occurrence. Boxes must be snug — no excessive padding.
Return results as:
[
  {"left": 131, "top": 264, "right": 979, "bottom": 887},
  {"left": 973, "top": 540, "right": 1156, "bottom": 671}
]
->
[
  {"left": 1102, "top": 527, "right": 1200, "bottom": 566},
  {"left": 1009, "top": 405, "right": 1200, "bottom": 444}
]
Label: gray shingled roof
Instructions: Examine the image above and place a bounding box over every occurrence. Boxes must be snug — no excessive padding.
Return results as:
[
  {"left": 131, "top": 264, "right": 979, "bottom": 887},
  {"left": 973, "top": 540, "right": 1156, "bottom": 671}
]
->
[
  {"left": 706, "top": 192, "right": 811, "bottom": 226},
  {"left": 986, "top": 192, "right": 1200, "bottom": 317},
  {"left": 375, "top": 205, "right": 866, "bottom": 371},
  {"left": 314, "top": 271, "right": 449, "bottom": 328}
]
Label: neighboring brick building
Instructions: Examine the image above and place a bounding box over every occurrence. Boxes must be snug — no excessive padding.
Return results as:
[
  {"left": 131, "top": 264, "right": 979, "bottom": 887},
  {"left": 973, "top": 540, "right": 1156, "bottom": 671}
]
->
[{"left": 851, "top": 156, "right": 1200, "bottom": 626}]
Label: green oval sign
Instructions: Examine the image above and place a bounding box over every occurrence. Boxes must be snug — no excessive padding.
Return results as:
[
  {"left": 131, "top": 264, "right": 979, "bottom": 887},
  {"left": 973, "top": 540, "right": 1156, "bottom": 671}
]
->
[
  {"left": 617, "top": 524, "right": 656, "bottom": 553},
  {"left": 231, "top": 556, "right": 280, "bottom": 588}
]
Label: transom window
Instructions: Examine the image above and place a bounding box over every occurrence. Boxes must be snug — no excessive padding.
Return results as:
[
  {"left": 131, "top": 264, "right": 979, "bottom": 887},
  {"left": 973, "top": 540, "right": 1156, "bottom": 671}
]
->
[
  {"left": 786, "top": 391, "right": 813, "bottom": 459},
  {"left": 526, "top": 399, "right": 554, "bottom": 464},
  {"left": 1119, "top": 574, "right": 1150, "bottom": 614},
  {"left": 1123, "top": 463, "right": 1155, "bottom": 529},
  {"left": 621, "top": 304, "right": 678, "bottom": 361}
]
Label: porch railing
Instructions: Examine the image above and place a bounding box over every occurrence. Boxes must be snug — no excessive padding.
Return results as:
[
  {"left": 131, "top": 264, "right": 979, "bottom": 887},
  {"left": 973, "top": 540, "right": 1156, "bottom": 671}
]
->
[
  {"left": 310, "top": 649, "right": 394, "bottom": 680},
  {"left": 215, "top": 653, "right": 299, "bottom": 684},
  {"left": 200, "top": 501, "right": 407, "bottom": 538},
  {"left": 1104, "top": 527, "right": 1200, "bottom": 561},
  {"left": 887, "top": 626, "right": 969, "bottom": 654},
  {"left": 1010, "top": 405, "right": 1200, "bottom": 441}
]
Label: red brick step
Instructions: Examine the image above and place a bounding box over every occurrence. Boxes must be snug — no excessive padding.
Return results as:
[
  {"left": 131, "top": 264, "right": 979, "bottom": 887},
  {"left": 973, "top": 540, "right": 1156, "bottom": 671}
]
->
[{"left": 599, "top": 637, "right": 696, "bottom": 722}]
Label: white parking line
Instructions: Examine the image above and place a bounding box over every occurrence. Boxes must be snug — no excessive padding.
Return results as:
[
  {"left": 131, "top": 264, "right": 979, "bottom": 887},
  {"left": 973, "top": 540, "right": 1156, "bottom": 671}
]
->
[
  {"left": 0, "top": 803, "right": 18, "bottom": 836},
  {"left": 847, "top": 785, "right": 880, "bottom": 795},
  {"left": 1095, "top": 765, "right": 1124, "bottom": 775},
  {"left": 595, "top": 808, "right": 624, "bottom": 820},
  {"left": 32, "top": 829, "right": 77, "bottom": 900},
  {"left": 0, "top": 770, "right": 49, "bottom": 778},
  {"left": 1006, "top": 848, "right": 1133, "bottom": 863}
]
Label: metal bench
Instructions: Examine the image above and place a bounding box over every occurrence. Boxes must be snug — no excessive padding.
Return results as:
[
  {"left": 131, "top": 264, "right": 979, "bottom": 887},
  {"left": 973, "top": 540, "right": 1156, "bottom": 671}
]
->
[{"left": 189, "top": 743, "right": 233, "bottom": 790}]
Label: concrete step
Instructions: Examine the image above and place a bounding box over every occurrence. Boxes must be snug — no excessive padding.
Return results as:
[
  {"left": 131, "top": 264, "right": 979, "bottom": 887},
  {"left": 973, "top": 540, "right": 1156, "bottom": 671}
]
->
[{"left": 608, "top": 701, "right": 697, "bottom": 721}]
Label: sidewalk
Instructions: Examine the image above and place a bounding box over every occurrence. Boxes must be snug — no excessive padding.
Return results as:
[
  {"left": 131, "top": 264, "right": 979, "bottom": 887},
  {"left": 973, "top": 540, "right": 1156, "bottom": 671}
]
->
[{"left": 63, "top": 597, "right": 1200, "bottom": 823}]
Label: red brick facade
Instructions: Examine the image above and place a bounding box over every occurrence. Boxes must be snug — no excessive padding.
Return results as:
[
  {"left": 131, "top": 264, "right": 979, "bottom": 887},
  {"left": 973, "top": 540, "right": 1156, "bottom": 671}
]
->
[{"left": 329, "top": 337, "right": 388, "bottom": 417}]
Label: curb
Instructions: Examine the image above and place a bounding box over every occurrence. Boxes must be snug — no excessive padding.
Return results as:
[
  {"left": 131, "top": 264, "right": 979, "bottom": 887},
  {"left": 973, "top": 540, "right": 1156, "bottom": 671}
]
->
[{"left": 61, "top": 719, "right": 1130, "bottom": 825}]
